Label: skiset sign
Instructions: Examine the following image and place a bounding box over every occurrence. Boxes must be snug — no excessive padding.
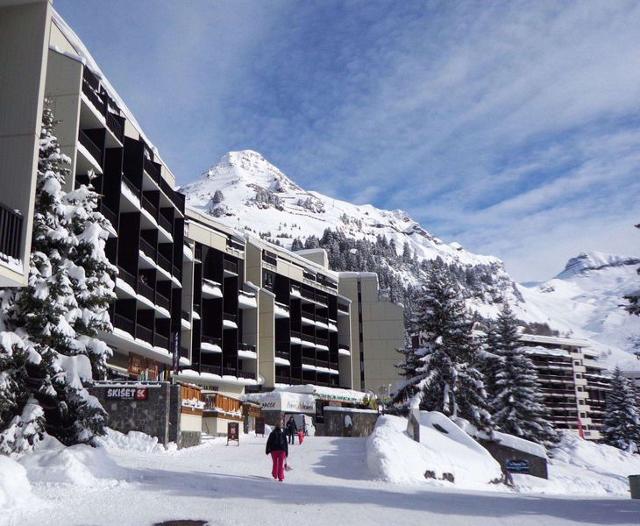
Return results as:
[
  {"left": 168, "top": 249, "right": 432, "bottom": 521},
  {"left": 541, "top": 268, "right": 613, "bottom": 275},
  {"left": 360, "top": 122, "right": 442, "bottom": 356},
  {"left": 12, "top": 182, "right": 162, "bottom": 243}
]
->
[{"left": 106, "top": 387, "right": 149, "bottom": 401}]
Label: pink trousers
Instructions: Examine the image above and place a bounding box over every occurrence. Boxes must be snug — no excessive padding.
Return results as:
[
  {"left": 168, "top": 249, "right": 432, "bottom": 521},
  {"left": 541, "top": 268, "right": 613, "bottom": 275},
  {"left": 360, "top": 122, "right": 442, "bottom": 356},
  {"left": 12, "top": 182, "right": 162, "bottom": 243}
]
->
[{"left": 271, "top": 451, "right": 286, "bottom": 481}]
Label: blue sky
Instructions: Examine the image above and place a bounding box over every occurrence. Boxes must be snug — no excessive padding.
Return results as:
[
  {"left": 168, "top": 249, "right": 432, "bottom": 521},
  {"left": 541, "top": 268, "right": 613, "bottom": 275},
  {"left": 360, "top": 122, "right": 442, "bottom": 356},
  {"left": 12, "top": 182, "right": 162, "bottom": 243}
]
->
[{"left": 54, "top": 0, "right": 640, "bottom": 281}]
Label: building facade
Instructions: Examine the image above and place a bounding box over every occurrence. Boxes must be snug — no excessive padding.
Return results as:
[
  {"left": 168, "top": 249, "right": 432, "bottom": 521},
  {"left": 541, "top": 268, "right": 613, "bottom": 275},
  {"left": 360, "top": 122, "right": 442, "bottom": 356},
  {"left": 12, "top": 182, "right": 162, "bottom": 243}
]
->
[
  {"left": 1, "top": 3, "right": 406, "bottom": 412},
  {"left": 338, "top": 272, "right": 405, "bottom": 395},
  {"left": 0, "top": 0, "right": 51, "bottom": 287},
  {"left": 519, "top": 334, "right": 611, "bottom": 441}
]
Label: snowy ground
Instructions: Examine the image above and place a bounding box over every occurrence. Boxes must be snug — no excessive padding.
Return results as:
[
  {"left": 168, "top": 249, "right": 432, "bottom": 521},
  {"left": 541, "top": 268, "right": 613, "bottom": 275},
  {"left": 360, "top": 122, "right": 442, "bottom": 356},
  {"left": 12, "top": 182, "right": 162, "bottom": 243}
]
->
[{"left": 3, "top": 431, "right": 639, "bottom": 526}]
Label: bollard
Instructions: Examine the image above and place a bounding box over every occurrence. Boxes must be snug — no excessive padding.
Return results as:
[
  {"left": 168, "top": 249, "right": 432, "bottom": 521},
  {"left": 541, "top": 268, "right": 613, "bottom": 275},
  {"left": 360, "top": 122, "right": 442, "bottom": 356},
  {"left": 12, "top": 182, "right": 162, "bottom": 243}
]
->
[{"left": 629, "top": 475, "right": 640, "bottom": 499}]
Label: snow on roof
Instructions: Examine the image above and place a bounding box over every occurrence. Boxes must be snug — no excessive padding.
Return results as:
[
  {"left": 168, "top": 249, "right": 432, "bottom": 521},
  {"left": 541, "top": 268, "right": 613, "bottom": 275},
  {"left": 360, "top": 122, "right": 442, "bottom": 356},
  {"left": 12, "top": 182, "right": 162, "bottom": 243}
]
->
[
  {"left": 275, "top": 384, "right": 370, "bottom": 403},
  {"left": 522, "top": 345, "right": 572, "bottom": 358},
  {"left": 519, "top": 333, "right": 590, "bottom": 348}
]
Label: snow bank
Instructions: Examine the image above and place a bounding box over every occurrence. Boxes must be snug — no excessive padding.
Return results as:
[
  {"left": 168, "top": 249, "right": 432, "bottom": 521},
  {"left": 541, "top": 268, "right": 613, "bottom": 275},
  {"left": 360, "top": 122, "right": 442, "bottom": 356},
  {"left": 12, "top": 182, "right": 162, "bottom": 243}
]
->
[
  {"left": 366, "top": 414, "right": 503, "bottom": 489},
  {"left": 514, "top": 432, "right": 640, "bottom": 496},
  {"left": 96, "top": 428, "right": 165, "bottom": 453},
  {"left": 19, "top": 435, "right": 125, "bottom": 486},
  {"left": 0, "top": 455, "right": 33, "bottom": 509}
]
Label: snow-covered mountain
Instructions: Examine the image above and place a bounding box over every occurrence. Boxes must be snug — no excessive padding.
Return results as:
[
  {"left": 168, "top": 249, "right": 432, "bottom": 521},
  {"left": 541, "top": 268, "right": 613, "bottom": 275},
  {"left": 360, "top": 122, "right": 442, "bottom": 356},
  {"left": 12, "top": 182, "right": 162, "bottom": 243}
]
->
[
  {"left": 182, "top": 150, "right": 521, "bottom": 310},
  {"left": 519, "top": 252, "right": 640, "bottom": 370},
  {"left": 181, "top": 150, "right": 640, "bottom": 370}
]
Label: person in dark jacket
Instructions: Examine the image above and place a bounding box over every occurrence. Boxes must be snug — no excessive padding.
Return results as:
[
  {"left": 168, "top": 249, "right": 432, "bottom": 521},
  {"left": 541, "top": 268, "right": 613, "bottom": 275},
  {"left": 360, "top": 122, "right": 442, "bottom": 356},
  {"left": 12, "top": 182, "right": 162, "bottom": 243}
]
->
[
  {"left": 285, "top": 415, "right": 298, "bottom": 445},
  {"left": 266, "top": 424, "right": 289, "bottom": 481}
]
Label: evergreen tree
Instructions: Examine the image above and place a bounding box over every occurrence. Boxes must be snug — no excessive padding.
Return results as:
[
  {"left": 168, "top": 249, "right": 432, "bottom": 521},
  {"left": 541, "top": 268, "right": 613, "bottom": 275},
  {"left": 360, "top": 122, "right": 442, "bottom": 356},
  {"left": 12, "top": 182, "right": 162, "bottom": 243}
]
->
[
  {"left": 491, "top": 304, "right": 558, "bottom": 446},
  {"left": 64, "top": 175, "right": 117, "bottom": 379},
  {"left": 410, "top": 261, "right": 492, "bottom": 430},
  {"left": 0, "top": 102, "right": 108, "bottom": 450},
  {"left": 479, "top": 319, "right": 501, "bottom": 401},
  {"left": 603, "top": 367, "right": 640, "bottom": 452}
]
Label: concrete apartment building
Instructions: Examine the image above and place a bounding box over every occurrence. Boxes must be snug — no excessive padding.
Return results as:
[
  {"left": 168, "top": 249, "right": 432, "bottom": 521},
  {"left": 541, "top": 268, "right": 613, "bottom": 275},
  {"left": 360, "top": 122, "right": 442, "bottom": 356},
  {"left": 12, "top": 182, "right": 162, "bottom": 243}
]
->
[
  {"left": 519, "top": 334, "right": 611, "bottom": 441},
  {"left": 1, "top": 2, "right": 405, "bottom": 412},
  {"left": 338, "top": 272, "right": 405, "bottom": 395},
  {"left": 0, "top": 0, "right": 51, "bottom": 287}
]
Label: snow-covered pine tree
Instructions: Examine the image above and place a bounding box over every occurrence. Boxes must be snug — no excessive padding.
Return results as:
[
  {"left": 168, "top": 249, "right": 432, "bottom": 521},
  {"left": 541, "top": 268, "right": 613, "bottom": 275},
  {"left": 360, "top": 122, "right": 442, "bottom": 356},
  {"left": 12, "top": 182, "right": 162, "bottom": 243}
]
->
[
  {"left": 64, "top": 172, "right": 117, "bottom": 380},
  {"left": 603, "top": 367, "right": 640, "bottom": 452},
  {"left": 2, "top": 101, "right": 108, "bottom": 448},
  {"left": 491, "top": 303, "right": 558, "bottom": 446},
  {"left": 479, "top": 319, "right": 501, "bottom": 401},
  {"left": 412, "top": 260, "right": 492, "bottom": 430}
]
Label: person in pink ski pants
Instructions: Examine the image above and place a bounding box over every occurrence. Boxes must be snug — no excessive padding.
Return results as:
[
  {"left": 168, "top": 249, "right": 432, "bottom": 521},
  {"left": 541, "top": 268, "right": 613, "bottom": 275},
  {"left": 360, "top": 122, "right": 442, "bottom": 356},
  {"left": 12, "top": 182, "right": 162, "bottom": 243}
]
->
[{"left": 265, "top": 423, "right": 289, "bottom": 481}]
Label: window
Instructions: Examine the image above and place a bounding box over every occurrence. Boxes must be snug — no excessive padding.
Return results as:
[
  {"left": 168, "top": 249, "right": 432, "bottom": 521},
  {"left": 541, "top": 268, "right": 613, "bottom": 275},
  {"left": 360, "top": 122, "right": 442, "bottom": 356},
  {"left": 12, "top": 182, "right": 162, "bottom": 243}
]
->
[{"left": 262, "top": 269, "right": 275, "bottom": 290}]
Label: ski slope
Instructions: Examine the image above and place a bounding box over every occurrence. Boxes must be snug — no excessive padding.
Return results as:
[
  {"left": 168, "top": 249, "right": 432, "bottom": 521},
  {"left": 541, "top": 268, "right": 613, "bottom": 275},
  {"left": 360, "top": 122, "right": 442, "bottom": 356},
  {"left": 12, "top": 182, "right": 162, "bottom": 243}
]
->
[{"left": 5, "top": 431, "right": 639, "bottom": 526}]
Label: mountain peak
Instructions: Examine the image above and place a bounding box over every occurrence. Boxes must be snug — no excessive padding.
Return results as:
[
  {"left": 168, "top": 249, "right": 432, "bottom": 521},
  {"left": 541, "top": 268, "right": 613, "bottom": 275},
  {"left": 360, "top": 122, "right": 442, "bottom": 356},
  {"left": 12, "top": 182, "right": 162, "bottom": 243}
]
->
[{"left": 556, "top": 251, "right": 640, "bottom": 279}]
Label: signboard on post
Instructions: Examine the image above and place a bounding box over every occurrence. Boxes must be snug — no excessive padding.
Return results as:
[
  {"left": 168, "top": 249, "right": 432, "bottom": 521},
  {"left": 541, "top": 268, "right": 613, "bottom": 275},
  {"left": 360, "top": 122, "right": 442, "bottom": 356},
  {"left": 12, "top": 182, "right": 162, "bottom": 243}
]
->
[
  {"left": 227, "top": 422, "right": 240, "bottom": 446},
  {"left": 255, "top": 417, "right": 266, "bottom": 437},
  {"left": 505, "top": 459, "right": 530, "bottom": 474}
]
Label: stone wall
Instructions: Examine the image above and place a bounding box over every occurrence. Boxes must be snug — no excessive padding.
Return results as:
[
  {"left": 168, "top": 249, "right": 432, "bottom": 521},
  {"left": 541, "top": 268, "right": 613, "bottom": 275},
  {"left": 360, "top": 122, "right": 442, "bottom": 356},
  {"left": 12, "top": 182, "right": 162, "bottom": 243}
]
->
[
  {"left": 91, "top": 382, "right": 201, "bottom": 449},
  {"left": 323, "top": 407, "right": 379, "bottom": 437},
  {"left": 480, "top": 439, "right": 548, "bottom": 480},
  {"left": 90, "top": 382, "right": 171, "bottom": 445}
]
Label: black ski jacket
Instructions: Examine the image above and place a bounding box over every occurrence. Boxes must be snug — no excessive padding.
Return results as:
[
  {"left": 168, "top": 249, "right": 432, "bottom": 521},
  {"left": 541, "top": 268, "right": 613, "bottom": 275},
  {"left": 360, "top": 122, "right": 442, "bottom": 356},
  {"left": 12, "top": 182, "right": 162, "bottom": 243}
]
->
[{"left": 266, "top": 428, "right": 289, "bottom": 456}]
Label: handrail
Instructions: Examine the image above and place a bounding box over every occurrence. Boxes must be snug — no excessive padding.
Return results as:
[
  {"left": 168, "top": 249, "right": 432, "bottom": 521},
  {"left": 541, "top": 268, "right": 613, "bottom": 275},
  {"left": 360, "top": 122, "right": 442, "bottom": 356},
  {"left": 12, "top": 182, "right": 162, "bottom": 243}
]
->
[{"left": 0, "top": 202, "right": 23, "bottom": 260}]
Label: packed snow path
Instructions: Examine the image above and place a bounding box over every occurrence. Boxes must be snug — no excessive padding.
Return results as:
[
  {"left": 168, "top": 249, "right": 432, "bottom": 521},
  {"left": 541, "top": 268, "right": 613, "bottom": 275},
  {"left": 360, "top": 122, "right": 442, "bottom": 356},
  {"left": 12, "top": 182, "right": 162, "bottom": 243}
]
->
[{"left": 7, "top": 435, "right": 639, "bottom": 526}]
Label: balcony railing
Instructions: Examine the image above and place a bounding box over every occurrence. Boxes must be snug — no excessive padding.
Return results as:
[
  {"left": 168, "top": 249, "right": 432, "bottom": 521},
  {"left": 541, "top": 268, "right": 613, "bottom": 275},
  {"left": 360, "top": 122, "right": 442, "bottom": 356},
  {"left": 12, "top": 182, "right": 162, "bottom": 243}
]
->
[
  {"left": 157, "top": 252, "right": 172, "bottom": 274},
  {"left": 202, "top": 335, "right": 222, "bottom": 347},
  {"left": 276, "top": 349, "right": 290, "bottom": 359},
  {"left": 181, "top": 310, "right": 190, "bottom": 321},
  {"left": 122, "top": 174, "right": 140, "bottom": 197},
  {"left": 158, "top": 214, "right": 172, "bottom": 233},
  {"left": 275, "top": 375, "right": 290, "bottom": 384},
  {"left": 105, "top": 112, "right": 124, "bottom": 143},
  {"left": 143, "top": 157, "right": 161, "bottom": 183},
  {"left": 227, "top": 237, "right": 245, "bottom": 252},
  {"left": 238, "top": 343, "right": 256, "bottom": 353},
  {"left": 138, "top": 280, "right": 154, "bottom": 303},
  {"left": 135, "top": 324, "right": 153, "bottom": 344},
  {"left": 200, "top": 364, "right": 221, "bottom": 375},
  {"left": 78, "top": 130, "right": 102, "bottom": 165},
  {"left": 155, "top": 333, "right": 169, "bottom": 350},
  {"left": 139, "top": 238, "right": 156, "bottom": 261},
  {"left": 316, "top": 337, "right": 329, "bottom": 347},
  {"left": 222, "top": 367, "right": 237, "bottom": 376},
  {"left": 262, "top": 251, "right": 277, "bottom": 266},
  {"left": 118, "top": 266, "right": 137, "bottom": 291},
  {"left": 141, "top": 194, "right": 158, "bottom": 219},
  {"left": 0, "top": 203, "right": 23, "bottom": 260},
  {"left": 223, "top": 259, "right": 238, "bottom": 274},
  {"left": 156, "top": 291, "right": 170, "bottom": 310},
  {"left": 237, "top": 370, "right": 255, "bottom": 379},
  {"left": 100, "top": 203, "right": 117, "bottom": 230},
  {"left": 113, "top": 313, "right": 134, "bottom": 334},
  {"left": 173, "top": 264, "right": 182, "bottom": 280},
  {"left": 82, "top": 77, "right": 105, "bottom": 113},
  {"left": 223, "top": 312, "right": 237, "bottom": 323}
]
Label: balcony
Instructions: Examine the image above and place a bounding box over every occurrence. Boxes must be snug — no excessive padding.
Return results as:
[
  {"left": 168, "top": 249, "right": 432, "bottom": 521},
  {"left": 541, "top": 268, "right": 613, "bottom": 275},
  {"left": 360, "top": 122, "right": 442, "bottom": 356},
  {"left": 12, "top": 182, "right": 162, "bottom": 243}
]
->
[
  {"left": 223, "top": 312, "right": 237, "bottom": 323},
  {"left": 135, "top": 324, "right": 153, "bottom": 344},
  {"left": 202, "top": 335, "right": 222, "bottom": 346},
  {"left": 238, "top": 342, "right": 256, "bottom": 353},
  {"left": 82, "top": 72, "right": 105, "bottom": 114},
  {"left": 100, "top": 203, "right": 117, "bottom": 231},
  {"left": 222, "top": 367, "right": 237, "bottom": 376},
  {"left": 262, "top": 251, "right": 277, "bottom": 266},
  {"left": 156, "top": 291, "right": 170, "bottom": 310},
  {"left": 118, "top": 266, "right": 137, "bottom": 291},
  {"left": 122, "top": 174, "right": 140, "bottom": 198},
  {"left": 223, "top": 259, "right": 238, "bottom": 275},
  {"left": 275, "top": 375, "right": 291, "bottom": 384},
  {"left": 105, "top": 112, "right": 124, "bottom": 143},
  {"left": 181, "top": 310, "right": 190, "bottom": 321},
  {"left": 113, "top": 313, "right": 134, "bottom": 335},
  {"left": 144, "top": 157, "right": 161, "bottom": 183},
  {"left": 0, "top": 203, "right": 23, "bottom": 260},
  {"left": 237, "top": 370, "right": 255, "bottom": 379},
  {"left": 141, "top": 194, "right": 158, "bottom": 220},
  {"left": 155, "top": 333, "right": 169, "bottom": 350},
  {"left": 227, "top": 237, "right": 245, "bottom": 252},
  {"left": 200, "top": 364, "right": 222, "bottom": 375},
  {"left": 158, "top": 214, "right": 172, "bottom": 233},
  {"left": 139, "top": 238, "right": 157, "bottom": 261},
  {"left": 276, "top": 349, "right": 290, "bottom": 359},
  {"left": 157, "top": 252, "right": 172, "bottom": 275},
  {"left": 138, "top": 280, "right": 154, "bottom": 303},
  {"left": 78, "top": 129, "right": 102, "bottom": 165}
]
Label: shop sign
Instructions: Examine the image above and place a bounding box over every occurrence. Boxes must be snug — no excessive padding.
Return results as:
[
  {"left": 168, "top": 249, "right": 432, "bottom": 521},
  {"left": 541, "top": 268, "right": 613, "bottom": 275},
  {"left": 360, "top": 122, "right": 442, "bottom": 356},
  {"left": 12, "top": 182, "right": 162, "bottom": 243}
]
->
[
  {"left": 506, "top": 459, "right": 530, "bottom": 474},
  {"left": 227, "top": 422, "right": 240, "bottom": 446},
  {"left": 106, "top": 387, "right": 148, "bottom": 401},
  {"left": 255, "top": 417, "right": 266, "bottom": 436}
]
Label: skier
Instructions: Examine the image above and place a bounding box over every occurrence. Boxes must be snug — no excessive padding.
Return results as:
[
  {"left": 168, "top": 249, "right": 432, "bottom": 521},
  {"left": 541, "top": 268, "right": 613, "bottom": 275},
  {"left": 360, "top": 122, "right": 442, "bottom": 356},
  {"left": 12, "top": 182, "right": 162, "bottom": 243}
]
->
[
  {"left": 285, "top": 415, "right": 298, "bottom": 445},
  {"left": 266, "top": 423, "right": 289, "bottom": 481}
]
